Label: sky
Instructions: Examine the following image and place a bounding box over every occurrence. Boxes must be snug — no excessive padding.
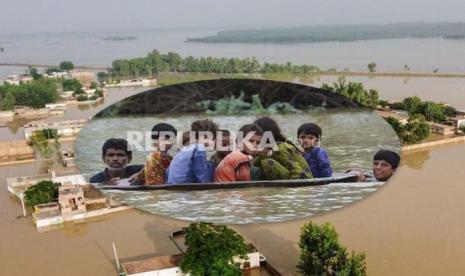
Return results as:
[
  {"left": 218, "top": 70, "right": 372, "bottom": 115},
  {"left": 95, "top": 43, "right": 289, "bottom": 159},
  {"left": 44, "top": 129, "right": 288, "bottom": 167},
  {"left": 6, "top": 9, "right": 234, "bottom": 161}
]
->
[{"left": 1, "top": 0, "right": 465, "bottom": 35}]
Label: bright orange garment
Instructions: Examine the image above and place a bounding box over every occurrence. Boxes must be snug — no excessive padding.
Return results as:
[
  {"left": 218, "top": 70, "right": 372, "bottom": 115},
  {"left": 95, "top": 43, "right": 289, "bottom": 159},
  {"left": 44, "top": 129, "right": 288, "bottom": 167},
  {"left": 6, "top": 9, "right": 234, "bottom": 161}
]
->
[{"left": 214, "top": 150, "right": 251, "bottom": 182}]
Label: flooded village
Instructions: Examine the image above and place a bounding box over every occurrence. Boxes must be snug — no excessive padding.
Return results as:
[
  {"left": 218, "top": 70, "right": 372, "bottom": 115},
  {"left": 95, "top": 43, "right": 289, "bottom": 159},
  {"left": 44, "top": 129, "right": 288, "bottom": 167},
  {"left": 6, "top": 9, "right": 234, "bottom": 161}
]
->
[{"left": 1, "top": 63, "right": 465, "bottom": 275}]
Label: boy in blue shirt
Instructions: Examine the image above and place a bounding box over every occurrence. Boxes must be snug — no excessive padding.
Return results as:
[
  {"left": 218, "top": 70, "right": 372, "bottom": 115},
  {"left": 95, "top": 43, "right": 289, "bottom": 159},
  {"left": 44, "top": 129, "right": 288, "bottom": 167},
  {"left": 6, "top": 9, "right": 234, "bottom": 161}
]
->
[
  {"left": 297, "top": 123, "right": 333, "bottom": 178},
  {"left": 167, "top": 119, "right": 219, "bottom": 184}
]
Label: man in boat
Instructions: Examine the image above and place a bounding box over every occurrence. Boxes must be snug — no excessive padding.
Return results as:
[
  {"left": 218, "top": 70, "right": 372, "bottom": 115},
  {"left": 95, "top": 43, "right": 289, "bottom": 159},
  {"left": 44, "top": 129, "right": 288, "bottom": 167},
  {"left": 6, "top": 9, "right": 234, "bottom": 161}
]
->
[
  {"left": 89, "top": 138, "right": 144, "bottom": 184},
  {"left": 350, "top": 149, "right": 400, "bottom": 182},
  {"left": 215, "top": 124, "right": 264, "bottom": 182}
]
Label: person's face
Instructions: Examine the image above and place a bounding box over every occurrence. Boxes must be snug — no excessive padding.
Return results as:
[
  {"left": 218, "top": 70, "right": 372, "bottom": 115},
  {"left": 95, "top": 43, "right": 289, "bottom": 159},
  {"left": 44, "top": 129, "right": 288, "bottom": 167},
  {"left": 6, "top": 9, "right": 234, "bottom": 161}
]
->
[
  {"left": 198, "top": 134, "right": 215, "bottom": 150},
  {"left": 242, "top": 133, "right": 263, "bottom": 157},
  {"left": 154, "top": 135, "right": 175, "bottom": 152},
  {"left": 373, "top": 160, "right": 395, "bottom": 181},
  {"left": 298, "top": 133, "right": 318, "bottom": 150},
  {"left": 103, "top": 148, "right": 131, "bottom": 171},
  {"left": 216, "top": 135, "right": 232, "bottom": 158}
]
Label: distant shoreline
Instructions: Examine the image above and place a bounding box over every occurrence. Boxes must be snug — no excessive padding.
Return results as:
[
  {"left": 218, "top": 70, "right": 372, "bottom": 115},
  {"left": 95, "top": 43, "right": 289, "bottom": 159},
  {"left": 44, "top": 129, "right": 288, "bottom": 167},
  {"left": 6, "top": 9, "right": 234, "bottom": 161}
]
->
[
  {"left": 1, "top": 63, "right": 464, "bottom": 78},
  {"left": 186, "top": 22, "right": 465, "bottom": 44}
]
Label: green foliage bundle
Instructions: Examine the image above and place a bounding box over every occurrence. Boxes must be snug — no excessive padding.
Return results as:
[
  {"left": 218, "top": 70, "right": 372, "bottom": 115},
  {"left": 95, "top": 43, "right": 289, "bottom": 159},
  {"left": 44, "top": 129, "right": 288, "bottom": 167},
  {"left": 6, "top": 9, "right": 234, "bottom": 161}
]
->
[
  {"left": 0, "top": 79, "right": 58, "bottom": 109},
  {"left": 297, "top": 222, "right": 366, "bottom": 276},
  {"left": 24, "top": 180, "right": 59, "bottom": 208},
  {"left": 180, "top": 222, "right": 249, "bottom": 276},
  {"left": 199, "top": 92, "right": 300, "bottom": 115}
]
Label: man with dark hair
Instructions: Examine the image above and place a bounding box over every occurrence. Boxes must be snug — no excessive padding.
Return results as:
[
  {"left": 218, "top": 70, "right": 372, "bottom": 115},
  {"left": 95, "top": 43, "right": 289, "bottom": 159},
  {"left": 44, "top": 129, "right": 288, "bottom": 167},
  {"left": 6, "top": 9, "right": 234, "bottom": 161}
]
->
[
  {"left": 348, "top": 149, "right": 400, "bottom": 182},
  {"left": 372, "top": 149, "right": 400, "bottom": 181},
  {"left": 89, "top": 138, "right": 143, "bottom": 184}
]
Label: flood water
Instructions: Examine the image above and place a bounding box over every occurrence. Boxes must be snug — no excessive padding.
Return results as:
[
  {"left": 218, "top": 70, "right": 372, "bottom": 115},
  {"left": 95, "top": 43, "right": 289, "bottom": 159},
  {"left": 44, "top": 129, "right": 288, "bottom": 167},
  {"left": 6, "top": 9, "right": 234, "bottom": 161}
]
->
[{"left": 75, "top": 111, "right": 400, "bottom": 223}]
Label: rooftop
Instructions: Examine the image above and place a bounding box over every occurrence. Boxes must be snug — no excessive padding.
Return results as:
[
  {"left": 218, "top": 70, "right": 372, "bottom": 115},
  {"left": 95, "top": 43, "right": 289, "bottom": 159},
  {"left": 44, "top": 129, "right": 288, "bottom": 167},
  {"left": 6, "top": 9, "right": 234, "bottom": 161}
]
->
[{"left": 122, "top": 254, "right": 183, "bottom": 274}]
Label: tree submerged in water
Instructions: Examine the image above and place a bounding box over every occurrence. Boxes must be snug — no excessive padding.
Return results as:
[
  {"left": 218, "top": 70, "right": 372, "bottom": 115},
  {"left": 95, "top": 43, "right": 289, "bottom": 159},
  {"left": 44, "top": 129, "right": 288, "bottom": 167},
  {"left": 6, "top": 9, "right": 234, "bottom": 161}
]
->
[
  {"left": 24, "top": 180, "right": 59, "bottom": 208},
  {"left": 297, "top": 222, "right": 367, "bottom": 276},
  {"left": 180, "top": 222, "right": 249, "bottom": 276},
  {"left": 198, "top": 91, "right": 299, "bottom": 115}
]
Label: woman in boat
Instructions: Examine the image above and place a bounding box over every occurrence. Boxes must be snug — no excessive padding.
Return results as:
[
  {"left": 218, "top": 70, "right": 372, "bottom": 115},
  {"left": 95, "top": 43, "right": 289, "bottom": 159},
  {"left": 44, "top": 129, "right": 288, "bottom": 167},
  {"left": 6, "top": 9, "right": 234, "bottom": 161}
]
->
[{"left": 253, "top": 117, "right": 313, "bottom": 180}]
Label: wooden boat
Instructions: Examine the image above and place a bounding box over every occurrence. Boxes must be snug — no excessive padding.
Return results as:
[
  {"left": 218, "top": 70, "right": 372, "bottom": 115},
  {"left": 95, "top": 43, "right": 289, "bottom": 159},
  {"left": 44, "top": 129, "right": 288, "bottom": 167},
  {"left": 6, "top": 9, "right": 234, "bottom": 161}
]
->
[{"left": 98, "top": 173, "right": 359, "bottom": 191}]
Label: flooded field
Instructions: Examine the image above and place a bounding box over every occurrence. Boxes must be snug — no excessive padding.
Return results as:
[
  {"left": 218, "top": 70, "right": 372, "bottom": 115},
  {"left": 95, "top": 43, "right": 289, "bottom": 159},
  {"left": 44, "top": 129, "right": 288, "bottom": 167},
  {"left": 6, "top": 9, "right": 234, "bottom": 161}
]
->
[{"left": 75, "top": 110, "right": 400, "bottom": 223}]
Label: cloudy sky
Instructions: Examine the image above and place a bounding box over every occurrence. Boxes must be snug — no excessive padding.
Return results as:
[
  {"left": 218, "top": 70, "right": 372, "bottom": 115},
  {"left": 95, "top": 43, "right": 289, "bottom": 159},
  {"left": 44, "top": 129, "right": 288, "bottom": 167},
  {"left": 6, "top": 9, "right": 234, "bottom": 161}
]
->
[{"left": 2, "top": 0, "right": 465, "bottom": 34}]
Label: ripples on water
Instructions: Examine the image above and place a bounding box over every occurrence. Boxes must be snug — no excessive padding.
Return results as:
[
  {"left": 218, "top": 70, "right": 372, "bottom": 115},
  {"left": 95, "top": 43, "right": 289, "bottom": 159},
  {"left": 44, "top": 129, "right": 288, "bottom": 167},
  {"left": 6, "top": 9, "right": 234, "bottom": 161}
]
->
[{"left": 75, "top": 110, "right": 400, "bottom": 223}]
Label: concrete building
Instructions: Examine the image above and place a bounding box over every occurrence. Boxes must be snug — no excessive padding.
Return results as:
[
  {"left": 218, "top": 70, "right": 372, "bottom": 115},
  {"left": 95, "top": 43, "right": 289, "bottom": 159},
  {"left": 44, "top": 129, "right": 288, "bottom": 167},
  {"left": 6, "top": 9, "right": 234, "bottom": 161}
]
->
[
  {"left": 104, "top": 78, "right": 157, "bottom": 88},
  {"left": 428, "top": 122, "right": 456, "bottom": 136},
  {"left": 59, "top": 184, "right": 86, "bottom": 215},
  {"left": 24, "top": 119, "right": 88, "bottom": 139}
]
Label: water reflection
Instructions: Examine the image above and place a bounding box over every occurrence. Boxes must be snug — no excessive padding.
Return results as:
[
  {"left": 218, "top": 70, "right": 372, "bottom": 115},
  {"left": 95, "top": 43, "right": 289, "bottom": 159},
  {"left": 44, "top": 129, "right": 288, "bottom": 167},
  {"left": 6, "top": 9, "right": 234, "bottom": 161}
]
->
[{"left": 402, "top": 149, "right": 431, "bottom": 170}]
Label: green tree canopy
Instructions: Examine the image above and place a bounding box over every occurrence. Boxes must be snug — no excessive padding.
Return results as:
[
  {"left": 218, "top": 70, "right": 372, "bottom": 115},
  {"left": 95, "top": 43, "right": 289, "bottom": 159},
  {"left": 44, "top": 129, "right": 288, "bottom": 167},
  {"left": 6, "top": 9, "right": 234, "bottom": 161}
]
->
[
  {"left": 24, "top": 180, "right": 59, "bottom": 208},
  {"left": 0, "top": 92, "right": 16, "bottom": 110},
  {"left": 62, "top": 78, "right": 82, "bottom": 92},
  {"left": 367, "top": 62, "right": 377, "bottom": 72},
  {"left": 297, "top": 222, "right": 366, "bottom": 276},
  {"left": 59, "top": 61, "right": 75, "bottom": 71},
  {"left": 0, "top": 79, "right": 59, "bottom": 109},
  {"left": 180, "top": 222, "right": 249, "bottom": 276}
]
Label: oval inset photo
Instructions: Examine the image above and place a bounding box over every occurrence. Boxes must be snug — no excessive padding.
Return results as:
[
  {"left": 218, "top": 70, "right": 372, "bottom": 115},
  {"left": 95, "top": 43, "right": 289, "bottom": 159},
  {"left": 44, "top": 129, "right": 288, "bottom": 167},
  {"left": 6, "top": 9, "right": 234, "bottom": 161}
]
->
[{"left": 75, "top": 79, "right": 401, "bottom": 223}]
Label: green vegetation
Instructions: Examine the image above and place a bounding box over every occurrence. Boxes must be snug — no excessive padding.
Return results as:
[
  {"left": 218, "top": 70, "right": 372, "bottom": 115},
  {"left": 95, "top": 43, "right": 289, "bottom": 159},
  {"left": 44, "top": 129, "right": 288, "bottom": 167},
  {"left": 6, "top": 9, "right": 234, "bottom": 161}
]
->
[
  {"left": 59, "top": 61, "right": 75, "bottom": 71},
  {"left": 198, "top": 92, "right": 299, "bottom": 115},
  {"left": 367, "top": 62, "right": 377, "bottom": 72},
  {"left": 321, "top": 77, "right": 379, "bottom": 108},
  {"left": 0, "top": 79, "right": 59, "bottom": 110},
  {"left": 107, "top": 50, "right": 319, "bottom": 79},
  {"left": 187, "top": 22, "right": 465, "bottom": 43},
  {"left": 28, "top": 66, "right": 42, "bottom": 80},
  {"left": 297, "top": 222, "right": 366, "bottom": 276},
  {"left": 62, "top": 78, "right": 82, "bottom": 92},
  {"left": 24, "top": 180, "right": 59, "bottom": 208},
  {"left": 397, "top": 96, "right": 456, "bottom": 122},
  {"left": 180, "top": 222, "right": 249, "bottom": 276},
  {"left": 30, "top": 129, "right": 57, "bottom": 158},
  {"left": 385, "top": 115, "right": 431, "bottom": 144}
]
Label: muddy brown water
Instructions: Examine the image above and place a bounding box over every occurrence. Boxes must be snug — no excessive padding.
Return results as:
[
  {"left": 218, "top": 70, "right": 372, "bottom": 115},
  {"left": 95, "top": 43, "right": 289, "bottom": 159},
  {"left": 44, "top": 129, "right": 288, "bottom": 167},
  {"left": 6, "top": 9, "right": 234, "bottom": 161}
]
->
[{"left": 1, "top": 83, "right": 465, "bottom": 275}]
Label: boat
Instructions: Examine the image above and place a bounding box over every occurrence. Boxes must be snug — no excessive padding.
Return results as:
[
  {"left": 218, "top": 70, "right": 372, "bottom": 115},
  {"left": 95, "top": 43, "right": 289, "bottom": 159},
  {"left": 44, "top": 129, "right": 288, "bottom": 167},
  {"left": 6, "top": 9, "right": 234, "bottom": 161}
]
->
[{"left": 97, "top": 172, "right": 360, "bottom": 191}]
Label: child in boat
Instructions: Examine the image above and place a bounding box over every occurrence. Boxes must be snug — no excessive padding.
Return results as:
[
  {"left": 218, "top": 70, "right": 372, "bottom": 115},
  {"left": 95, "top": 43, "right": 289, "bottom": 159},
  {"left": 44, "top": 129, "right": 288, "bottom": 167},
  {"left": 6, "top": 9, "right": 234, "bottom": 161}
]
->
[
  {"left": 215, "top": 124, "right": 264, "bottom": 182},
  {"left": 253, "top": 117, "right": 313, "bottom": 180},
  {"left": 166, "top": 119, "right": 219, "bottom": 184},
  {"left": 297, "top": 123, "right": 333, "bottom": 178},
  {"left": 133, "top": 123, "right": 177, "bottom": 185},
  {"left": 210, "top": 129, "right": 232, "bottom": 168}
]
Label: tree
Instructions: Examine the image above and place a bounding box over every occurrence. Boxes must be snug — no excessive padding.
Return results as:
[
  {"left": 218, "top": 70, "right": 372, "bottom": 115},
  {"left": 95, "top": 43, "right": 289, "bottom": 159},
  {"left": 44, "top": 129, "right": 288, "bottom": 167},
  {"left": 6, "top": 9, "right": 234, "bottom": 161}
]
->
[
  {"left": 28, "top": 66, "right": 42, "bottom": 80},
  {"left": 404, "top": 64, "right": 410, "bottom": 71},
  {"left": 0, "top": 92, "right": 16, "bottom": 110},
  {"left": 297, "top": 222, "right": 366, "bottom": 276},
  {"left": 59, "top": 61, "right": 75, "bottom": 71},
  {"left": 420, "top": 101, "right": 447, "bottom": 122},
  {"left": 385, "top": 117, "right": 404, "bottom": 138},
  {"left": 180, "top": 222, "right": 249, "bottom": 276},
  {"left": 24, "top": 180, "right": 59, "bottom": 208},
  {"left": 367, "top": 62, "right": 377, "bottom": 72},
  {"left": 403, "top": 114, "right": 430, "bottom": 144},
  {"left": 62, "top": 78, "right": 82, "bottom": 92},
  {"left": 90, "top": 81, "right": 98, "bottom": 89},
  {"left": 403, "top": 96, "right": 422, "bottom": 115}
]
